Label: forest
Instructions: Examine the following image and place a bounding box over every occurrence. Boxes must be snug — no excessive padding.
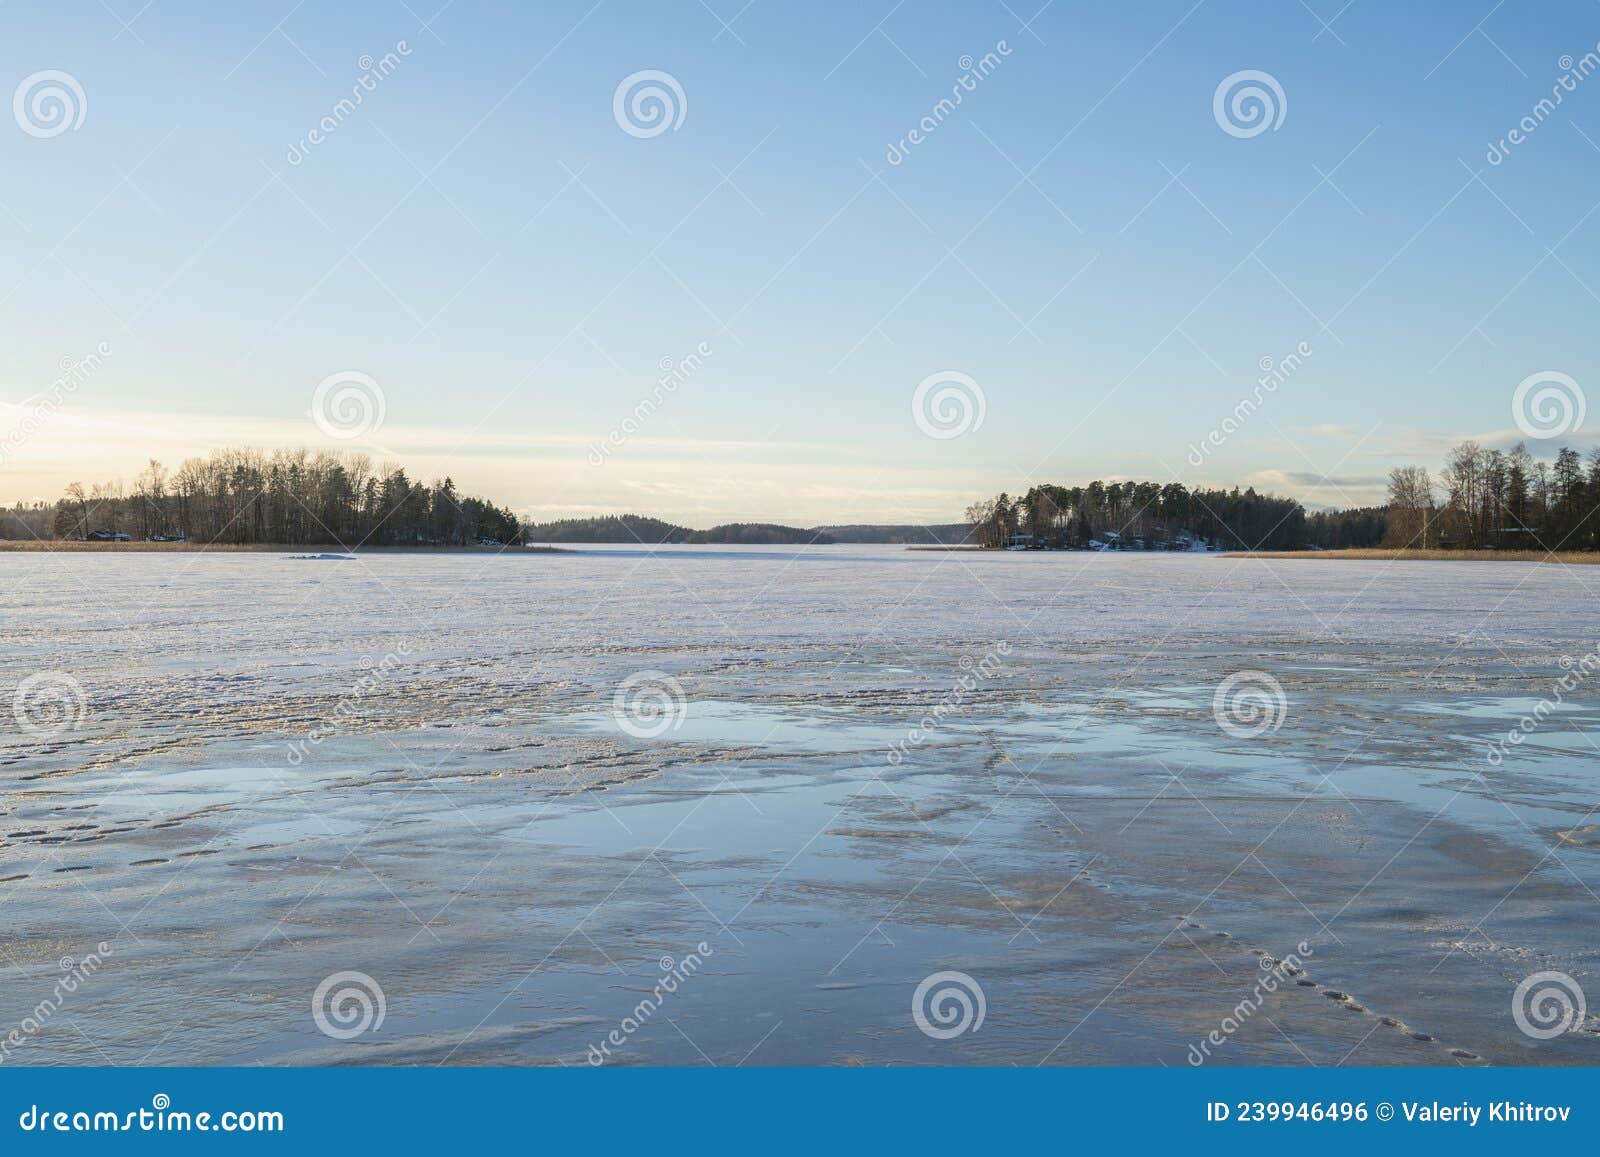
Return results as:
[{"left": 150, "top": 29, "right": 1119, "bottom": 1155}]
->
[
  {"left": 1383, "top": 441, "right": 1600, "bottom": 551},
  {"left": 963, "top": 441, "right": 1599, "bottom": 553},
  {"left": 964, "top": 480, "right": 1333, "bottom": 550},
  {"left": 0, "top": 448, "right": 521, "bottom": 547}
]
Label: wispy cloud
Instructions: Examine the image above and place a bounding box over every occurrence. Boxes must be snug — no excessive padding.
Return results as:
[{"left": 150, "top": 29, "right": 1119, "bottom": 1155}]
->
[{"left": 1277, "top": 470, "right": 1389, "bottom": 488}]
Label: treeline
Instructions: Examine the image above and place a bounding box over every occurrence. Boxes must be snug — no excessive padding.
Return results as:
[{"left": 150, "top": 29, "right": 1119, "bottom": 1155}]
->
[
  {"left": 28, "top": 448, "right": 522, "bottom": 547},
  {"left": 1385, "top": 441, "right": 1600, "bottom": 550},
  {"left": 2, "top": 501, "right": 52, "bottom": 540},
  {"left": 522, "top": 515, "right": 834, "bottom": 544},
  {"left": 699, "top": 523, "right": 835, "bottom": 545},
  {"left": 1306, "top": 506, "right": 1387, "bottom": 550},
  {"left": 965, "top": 481, "right": 1341, "bottom": 551},
  {"left": 817, "top": 523, "right": 974, "bottom": 545},
  {"left": 524, "top": 515, "right": 687, "bottom": 543}
]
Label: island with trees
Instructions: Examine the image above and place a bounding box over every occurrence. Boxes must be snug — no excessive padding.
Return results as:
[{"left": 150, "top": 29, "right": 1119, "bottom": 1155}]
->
[
  {"left": 1, "top": 448, "right": 521, "bottom": 548},
  {"left": 962, "top": 480, "right": 1384, "bottom": 551},
  {"left": 519, "top": 517, "right": 836, "bottom": 545}
]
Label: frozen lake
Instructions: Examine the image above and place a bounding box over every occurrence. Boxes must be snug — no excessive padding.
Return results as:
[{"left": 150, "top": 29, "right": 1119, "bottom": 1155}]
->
[{"left": 3, "top": 546, "right": 1599, "bottom": 1066}]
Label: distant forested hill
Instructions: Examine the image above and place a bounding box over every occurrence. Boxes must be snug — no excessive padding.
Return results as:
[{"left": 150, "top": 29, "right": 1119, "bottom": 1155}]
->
[
  {"left": 814, "top": 523, "right": 975, "bottom": 544},
  {"left": 520, "top": 516, "right": 832, "bottom": 544},
  {"left": 690, "top": 523, "right": 834, "bottom": 544},
  {"left": 521, "top": 515, "right": 690, "bottom": 543}
]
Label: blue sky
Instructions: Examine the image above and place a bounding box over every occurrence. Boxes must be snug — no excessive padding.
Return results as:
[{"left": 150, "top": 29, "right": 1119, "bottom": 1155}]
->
[{"left": 2, "top": 0, "right": 1598, "bottom": 524}]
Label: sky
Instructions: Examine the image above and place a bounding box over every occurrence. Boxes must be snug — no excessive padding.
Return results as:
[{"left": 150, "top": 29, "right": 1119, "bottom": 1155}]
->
[{"left": 1, "top": 0, "right": 1598, "bottom": 526}]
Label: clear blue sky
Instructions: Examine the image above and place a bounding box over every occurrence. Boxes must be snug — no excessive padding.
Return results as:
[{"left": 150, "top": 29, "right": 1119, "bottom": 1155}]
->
[{"left": 2, "top": 1, "right": 1597, "bottom": 524}]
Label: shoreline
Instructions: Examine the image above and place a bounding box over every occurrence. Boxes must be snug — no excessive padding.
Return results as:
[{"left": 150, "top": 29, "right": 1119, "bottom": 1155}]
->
[
  {"left": 8, "top": 542, "right": 1598, "bottom": 564},
  {"left": 0, "top": 541, "right": 566, "bottom": 554}
]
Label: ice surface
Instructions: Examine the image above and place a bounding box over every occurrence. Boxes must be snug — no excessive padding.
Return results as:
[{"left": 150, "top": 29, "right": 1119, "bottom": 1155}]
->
[{"left": 3, "top": 546, "right": 1598, "bottom": 1065}]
